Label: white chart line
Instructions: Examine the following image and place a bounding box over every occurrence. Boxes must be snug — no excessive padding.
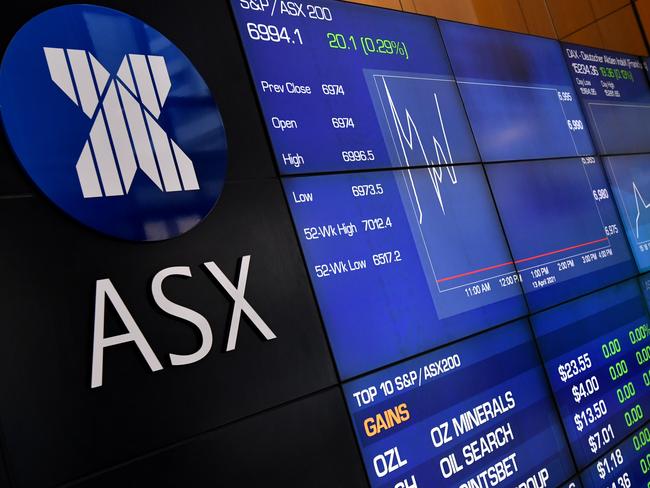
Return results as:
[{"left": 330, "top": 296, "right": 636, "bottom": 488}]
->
[
  {"left": 633, "top": 181, "right": 650, "bottom": 240},
  {"left": 605, "top": 157, "right": 649, "bottom": 245},
  {"left": 379, "top": 74, "right": 458, "bottom": 220},
  {"left": 372, "top": 74, "right": 454, "bottom": 293},
  {"left": 375, "top": 76, "right": 608, "bottom": 292}
]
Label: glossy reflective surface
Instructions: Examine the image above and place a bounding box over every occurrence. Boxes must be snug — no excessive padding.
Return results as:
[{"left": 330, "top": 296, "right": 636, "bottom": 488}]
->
[{"left": 0, "top": 5, "right": 227, "bottom": 241}]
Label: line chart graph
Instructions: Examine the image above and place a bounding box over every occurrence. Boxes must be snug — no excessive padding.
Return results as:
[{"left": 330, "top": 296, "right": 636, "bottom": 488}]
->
[
  {"left": 378, "top": 74, "right": 458, "bottom": 220},
  {"left": 633, "top": 181, "right": 650, "bottom": 241},
  {"left": 369, "top": 72, "right": 521, "bottom": 306}
]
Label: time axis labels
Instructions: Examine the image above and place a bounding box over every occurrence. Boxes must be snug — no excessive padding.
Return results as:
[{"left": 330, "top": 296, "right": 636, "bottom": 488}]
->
[
  {"left": 486, "top": 157, "right": 635, "bottom": 311},
  {"left": 284, "top": 164, "right": 527, "bottom": 379},
  {"left": 604, "top": 154, "right": 650, "bottom": 273},
  {"left": 230, "top": 0, "right": 479, "bottom": 174},
  {"left": 344, "top": 320, "right": 576, "bottom": 488}
]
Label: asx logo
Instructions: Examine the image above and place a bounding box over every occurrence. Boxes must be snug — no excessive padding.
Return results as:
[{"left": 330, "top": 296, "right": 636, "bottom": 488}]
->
[
  {"left": 92, "top": 256, "right": 277, "bottom": 388},
  {"left": 0, "top": 5, "right": 228, "bottom": 240},
  {"left": 44, "top": 48, "right": 200, "bottom": 198}
]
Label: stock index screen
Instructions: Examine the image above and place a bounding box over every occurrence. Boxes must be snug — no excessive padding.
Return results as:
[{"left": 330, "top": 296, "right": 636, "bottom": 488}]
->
[
  {"left": 563, "top": 44, "right": 650, "bottom": 155},
  {"left": 439, "top": 20, "right": 594, "bottom": 162},
  {"left": 486, "top": 157, "right": 635, "bottom": 311},
  {"left": 284, "top": 165, "right": 527, "bottom": 379},
  {"left": 230, "top": 1, "right": 650, "bottom": 485},
  {"left": 230, "top": 0, "right": 479, "bottom": 174}
]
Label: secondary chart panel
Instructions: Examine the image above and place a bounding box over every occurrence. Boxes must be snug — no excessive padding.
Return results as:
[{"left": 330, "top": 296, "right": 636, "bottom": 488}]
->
[{"left": 604, "top": 154, "right": 650, "bottom": 273}]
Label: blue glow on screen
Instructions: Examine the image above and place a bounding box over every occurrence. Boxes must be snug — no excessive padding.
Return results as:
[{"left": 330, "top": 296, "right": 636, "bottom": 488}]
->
[
  {"left": 284, "top": 165, "right": 527, "bottom": 378},
  {"left": 531, "top": 280, "right": 650, "bottom": 468},
  {"left": 486, "top": 157, "right": 635, "bottom": 311},
  {"left": 343, "top": 320, "right": 576, "bottom": 487},
  {"left": 604, "top": 154, "right": 650, "bottom": 272},
  {"left": 439, "top": 20, "right": 594, "bottom": 162},
  {"left": 230, "top": 0, "right": 479, "bottom": 174}
]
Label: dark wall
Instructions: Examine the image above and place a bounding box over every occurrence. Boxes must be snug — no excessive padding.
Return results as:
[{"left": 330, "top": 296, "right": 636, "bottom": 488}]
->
[{"left": 0, "top": 1, "right": 368, "bottom": 486}]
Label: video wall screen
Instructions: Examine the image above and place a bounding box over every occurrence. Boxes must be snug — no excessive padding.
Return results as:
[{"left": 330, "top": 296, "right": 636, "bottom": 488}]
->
[
  {"left": 485, "top": 157, "right": 635, "bottom": 312},
  {"left": 230, "top": 0, "right": 650, "bottom": 485},
  {"left": 604, "top": 154, "right": 650, "bottom": 273},
  {"left": 284, "top": 165, "right": 527, "bottom": 379},
  {"left": 563, "top": 44, "right": 650, "bottom": 155},
  {"left": 344, "top": 319, "right": 576, "bottom": 487},
  {"left": 531, "top": 280, "right": 650, "bottom": 468},
  {"left": 231, "top": 0, "right": 478, "bottom": 174},
  {"left": 438, "top": 20, "right": 594, "bottom": 162}
]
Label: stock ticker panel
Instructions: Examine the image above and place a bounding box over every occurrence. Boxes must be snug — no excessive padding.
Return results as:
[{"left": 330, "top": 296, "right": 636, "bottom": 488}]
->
[
  {"left": 563, "top": 44, "right": 650, "bottom": 156},
  {"left": 581, "top": 425, "right": 650, "bottom": 487},
  {"left": 530, "top": 280, "right": 650, "bottom": 469},
  {"left": 439, "top": 20, "right": 594, "bottom": 162},
  {"left": 343, "top": 319, "right": 576, "bottom": 488},
  {"left": 604, "top": 155, "right": 650, "bottom": 273},
  {"left": 230, "top": 0, "right": 479, "bottom": 174},
  {"left": 283, "top": 165, "right": 527, "bottom": 379},
  {"left": 485, "top": 157, "right": 635, "bottom": 312}
]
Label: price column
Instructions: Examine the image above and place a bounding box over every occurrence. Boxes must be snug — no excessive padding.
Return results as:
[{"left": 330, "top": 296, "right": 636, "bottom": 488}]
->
[
  {"left": 581, "top": 425, "right": 650, "bottom": 487},
  {"left": 531, "top": 280, "right": 650, "bottom": 468}
]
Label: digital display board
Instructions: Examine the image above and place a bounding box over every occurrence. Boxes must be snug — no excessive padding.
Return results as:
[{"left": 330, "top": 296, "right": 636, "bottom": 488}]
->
[
  {"left": 580, "top": 425, "right": 650, "bottom": 487},
  {"left": 563, "top": 44, "right": 650, "bottom": 155},
  {"left": 344, "top": 320, "right": 576, "bottom": 488},
  {"left": 486, "top": 157, "right": 635, "bottom": 311},
  {"left": 604, "top": 155, "right": 650, "bottom": 273},
  {"left": 284, "top": 164, "right": 527, "bottom": 378},
  {"left": 439, "top": 20, "right": 594, "bottom": 162},
  {"left": 230, "top": 0, "right": 479, "bottom": 174},
  {"left": 531, "top": 280, "right": 650, "bottom": 468}
]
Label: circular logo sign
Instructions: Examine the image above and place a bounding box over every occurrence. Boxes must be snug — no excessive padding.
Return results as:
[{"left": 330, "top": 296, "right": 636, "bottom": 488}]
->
[{"left": 0, "top": 5, "right": 227, "bottom": 241}]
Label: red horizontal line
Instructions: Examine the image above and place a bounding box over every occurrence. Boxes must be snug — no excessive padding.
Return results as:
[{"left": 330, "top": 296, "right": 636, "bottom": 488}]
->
[
  {"left": 435, "top": 237, "right": 609, "bottom": 284},
  {"left": 436, "top": 260, "right": 514, "bottom": 284}
]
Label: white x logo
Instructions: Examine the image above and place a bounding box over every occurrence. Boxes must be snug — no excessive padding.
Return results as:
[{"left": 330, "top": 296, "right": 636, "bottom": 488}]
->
[{"left": 44, "top": 48, "right": 200, "bottom": 198}]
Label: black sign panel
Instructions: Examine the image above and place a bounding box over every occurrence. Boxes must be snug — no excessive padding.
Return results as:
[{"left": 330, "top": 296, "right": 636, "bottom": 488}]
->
[
  {"left": 70, "top": 388, "right": 368, "bottom": 487},
  {"left": 0, "top": 178, "right": 336, "bottom": 487}
]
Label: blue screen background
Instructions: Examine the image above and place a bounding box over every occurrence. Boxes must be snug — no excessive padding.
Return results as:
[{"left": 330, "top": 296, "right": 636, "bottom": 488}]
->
[
  {"left": 486, "top": 158, "right": 635, "bottom": 311},
  {"left": 230, "top": 2, "right": 650, "bottom": 484},
  {"left": 344, "top": 320, "right": 576, "bottom": 488},
  {"left": 439, "top": 20, "right": 594, "bottom": 162},
  {"left": 531, "top": 280, "right": 650, "bottom": 467},
  {"left": 231, "top": 0, "right": 479, "bottom": 174},
  {"left": 604, "top": 154, "right": 650, "bottom": 272},
  {"left": 284, "top": 165, "right": 527, "bottom": 379},
  {"left": 563, "top": 43, "right": 650, "bottom": 155}
]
